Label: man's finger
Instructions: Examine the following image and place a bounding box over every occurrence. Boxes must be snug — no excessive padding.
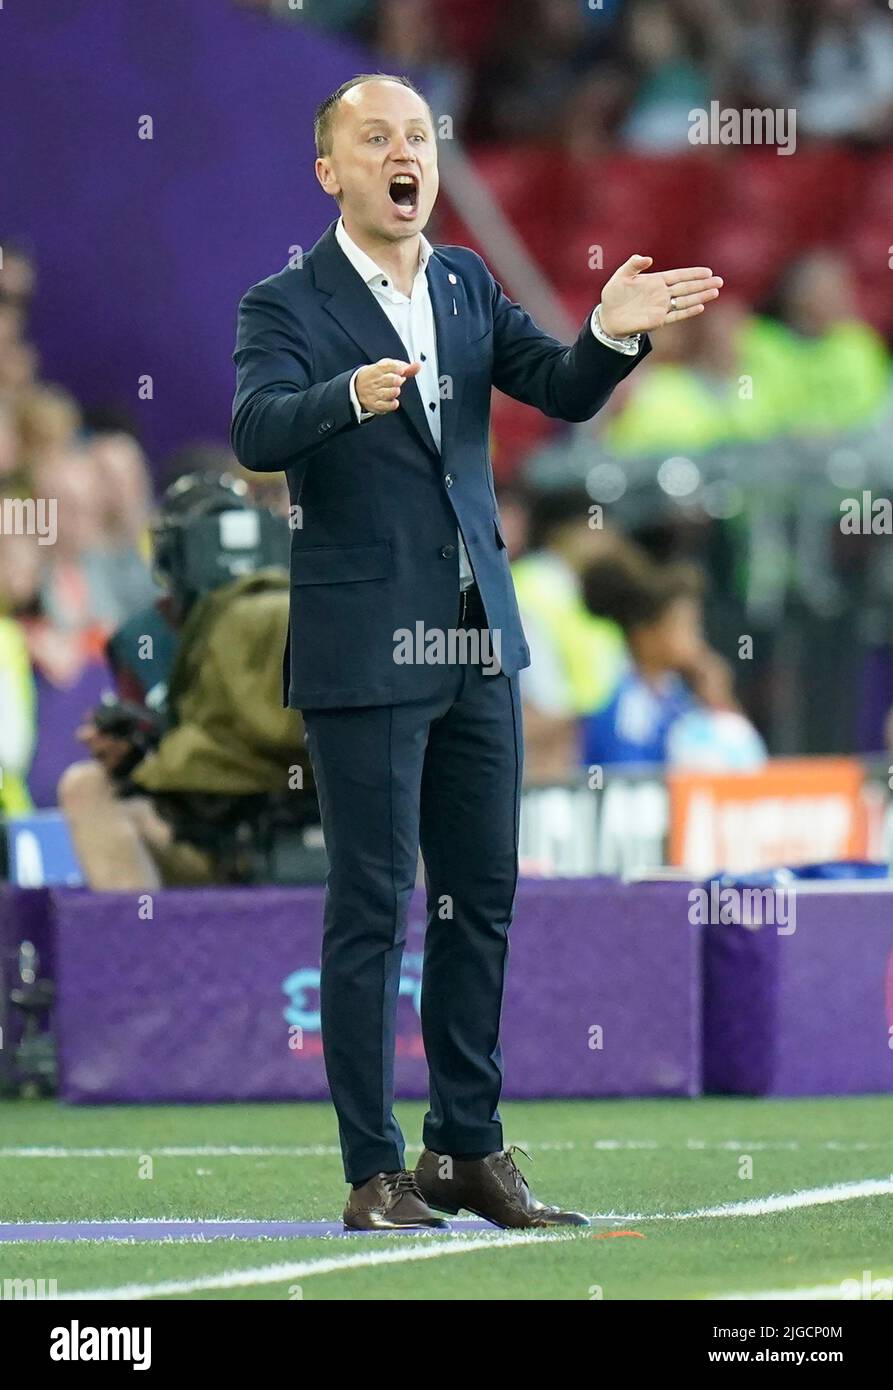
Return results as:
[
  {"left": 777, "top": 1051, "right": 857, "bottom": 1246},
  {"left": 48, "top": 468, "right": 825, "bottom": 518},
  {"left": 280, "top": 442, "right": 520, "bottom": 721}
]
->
[
  {"left": 666, "top": 303, "right": 707, "bottom": 322},
  {"left": 400, "top": 360, "right": 423, "bottom": 378},
  {"left": 664, "top": 266, "right": 714, "bottom": 286},
  {"left": 621, "top": 254, "right": 653, "bottom": 276},
  {"left": 667, "top": 276, "right": 723, "bottom": 297},
  {"left": 670, "top": 287, "right": 722, "bottom": 312}
]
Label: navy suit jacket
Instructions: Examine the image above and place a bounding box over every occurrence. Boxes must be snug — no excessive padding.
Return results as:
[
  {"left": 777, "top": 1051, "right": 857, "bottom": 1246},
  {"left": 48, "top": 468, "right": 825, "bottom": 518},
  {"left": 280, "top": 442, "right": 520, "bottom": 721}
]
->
[{"left": 231, "top": 221, "right": 650, "bottom": 710}]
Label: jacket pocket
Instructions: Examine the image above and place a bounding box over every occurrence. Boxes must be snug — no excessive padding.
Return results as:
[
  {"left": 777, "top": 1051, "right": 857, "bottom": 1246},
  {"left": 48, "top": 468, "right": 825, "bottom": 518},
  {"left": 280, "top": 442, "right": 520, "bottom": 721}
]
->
[
  {"left": 467, "top": 324, "right": 494, "bottom": 347},
  {"left": 290, "top": 540, "right": 392, "bottom": 586}
]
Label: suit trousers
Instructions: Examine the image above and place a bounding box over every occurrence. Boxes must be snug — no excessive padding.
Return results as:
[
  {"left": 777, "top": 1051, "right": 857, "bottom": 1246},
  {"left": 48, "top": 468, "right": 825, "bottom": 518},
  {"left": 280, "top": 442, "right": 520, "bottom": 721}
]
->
[{"left": 302, "top": 590, "right": 524, "bottom": 1183}]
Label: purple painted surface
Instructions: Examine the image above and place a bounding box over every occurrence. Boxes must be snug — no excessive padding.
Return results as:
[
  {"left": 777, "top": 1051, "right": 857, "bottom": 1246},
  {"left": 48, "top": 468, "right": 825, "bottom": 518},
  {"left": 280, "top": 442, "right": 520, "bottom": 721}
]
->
[
  {"left": 0, "top": 0, "right": 369, "bottom": 466},
  {"left": 703, "top": 887, "right": 893, "bottom": 1096},
  {"left": 703, "top": 915, "right": 778, "bottom": 1095},
  {"left": 28, "top": 661, "right": 114, "bottom": 809},
  {"left": 50, "top": 879, "right": 703, "bottom": 1103}
]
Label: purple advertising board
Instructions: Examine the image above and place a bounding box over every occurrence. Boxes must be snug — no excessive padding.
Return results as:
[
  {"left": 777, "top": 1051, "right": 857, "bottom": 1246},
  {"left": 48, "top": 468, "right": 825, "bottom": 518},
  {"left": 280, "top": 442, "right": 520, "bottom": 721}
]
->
[
  {"left": 49, "top": 878, "right": 703, "bottom": 1103},
  {"left": 704, "top": 882, "right": 893, "bottom": 1096}
]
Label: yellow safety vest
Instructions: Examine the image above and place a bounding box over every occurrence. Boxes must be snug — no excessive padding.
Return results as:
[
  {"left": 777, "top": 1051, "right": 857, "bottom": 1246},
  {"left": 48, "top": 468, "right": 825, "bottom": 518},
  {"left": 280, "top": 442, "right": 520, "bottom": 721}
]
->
[
  {"left": 512, "top": 554, "right": 627, "bottom": 715},
  {"left": 0, "top": 617, "right": 36, "bottom": 816}
]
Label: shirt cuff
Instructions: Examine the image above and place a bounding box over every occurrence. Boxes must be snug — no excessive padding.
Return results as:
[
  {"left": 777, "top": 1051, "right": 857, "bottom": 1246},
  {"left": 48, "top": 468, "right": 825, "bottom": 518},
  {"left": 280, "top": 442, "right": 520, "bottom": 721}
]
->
[
  {"left": 349, "top": 368, "right": 375, "bottom": 423},
  {"left": 590, "top": 304, "right": 643, "bottom": 356}
]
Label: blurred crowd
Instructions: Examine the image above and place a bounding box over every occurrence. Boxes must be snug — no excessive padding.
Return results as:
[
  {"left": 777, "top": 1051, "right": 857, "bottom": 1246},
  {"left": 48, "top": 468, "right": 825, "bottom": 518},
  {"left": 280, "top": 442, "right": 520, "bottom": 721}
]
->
[
  {"left": 239, "top": 0, "right": 893, "bottom": 150},
  {"left": 6, "top": 0, "right": 893, "bottom": 835},
  {"left": 0, "top": 244, "right": 288, "bottom": 821}
]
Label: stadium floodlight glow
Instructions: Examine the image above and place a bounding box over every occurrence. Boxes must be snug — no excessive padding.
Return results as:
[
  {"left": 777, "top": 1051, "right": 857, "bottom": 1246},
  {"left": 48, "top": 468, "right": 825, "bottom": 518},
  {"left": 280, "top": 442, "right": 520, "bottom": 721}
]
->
[
  {"left": 657, "top": 456, "right": 701, "bottom": 498},
  {"left": 826, "top": 448, "right": 867, "bottom": 490},
  {"left": 701, "top": 480, "right": 744, "bottom": 520},
  {"left": 585, "top": 462, "right": 626, "bottom": 503}
]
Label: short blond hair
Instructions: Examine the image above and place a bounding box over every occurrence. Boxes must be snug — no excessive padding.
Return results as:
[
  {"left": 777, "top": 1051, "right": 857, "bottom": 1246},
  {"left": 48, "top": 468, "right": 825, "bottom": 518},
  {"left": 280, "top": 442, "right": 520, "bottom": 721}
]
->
[{"left": 314, "top": 73, "right": 432, "bottom": 157}]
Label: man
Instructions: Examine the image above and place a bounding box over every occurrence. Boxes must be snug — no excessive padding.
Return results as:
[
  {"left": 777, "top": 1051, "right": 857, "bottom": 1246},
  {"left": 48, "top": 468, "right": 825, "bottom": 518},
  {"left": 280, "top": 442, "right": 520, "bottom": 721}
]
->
[{"left": 231, "top": 73, "right": 722, "bottom": 1230}]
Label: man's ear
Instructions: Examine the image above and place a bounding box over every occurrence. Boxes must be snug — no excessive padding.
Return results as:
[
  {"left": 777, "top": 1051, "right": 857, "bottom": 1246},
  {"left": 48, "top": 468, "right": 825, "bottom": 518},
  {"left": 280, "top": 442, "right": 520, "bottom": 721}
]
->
[{"left": 315, "top": 156, "right": 341, "bottom": 201}]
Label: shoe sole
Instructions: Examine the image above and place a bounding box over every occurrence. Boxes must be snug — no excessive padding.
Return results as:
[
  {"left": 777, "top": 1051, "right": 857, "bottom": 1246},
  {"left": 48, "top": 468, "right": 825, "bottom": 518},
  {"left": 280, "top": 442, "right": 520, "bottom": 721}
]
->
[
  {"left": 342, "top": 1219, "right": 451, "bottom": 1232},
  {"left": 426, "top": 1199, "right": 513, "bottom": 1230},
  {"left": 425, "top": 1199, "right": 586, "bottom": 1231}
]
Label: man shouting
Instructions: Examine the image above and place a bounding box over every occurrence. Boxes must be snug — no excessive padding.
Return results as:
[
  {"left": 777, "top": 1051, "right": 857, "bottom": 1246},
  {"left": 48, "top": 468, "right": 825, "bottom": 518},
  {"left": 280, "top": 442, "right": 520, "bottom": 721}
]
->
[{"left": 231, "top": 73, "right": 722, "bottom": 1230}]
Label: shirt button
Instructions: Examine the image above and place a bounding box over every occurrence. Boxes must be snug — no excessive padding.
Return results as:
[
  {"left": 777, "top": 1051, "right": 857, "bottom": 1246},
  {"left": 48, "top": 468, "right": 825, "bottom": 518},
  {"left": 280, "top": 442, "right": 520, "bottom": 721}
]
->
[
  {"left": 440, "top": 544, "right": 456, "bottom": 559},
  {"left": 444, "top": 473, "right": 455, "bottom": 488},
  {"left": 420, "top": 353, "right": 427, "bottom": 361},
  {"left": 428, "top": 401, "right": 436, "bottom": 411}
]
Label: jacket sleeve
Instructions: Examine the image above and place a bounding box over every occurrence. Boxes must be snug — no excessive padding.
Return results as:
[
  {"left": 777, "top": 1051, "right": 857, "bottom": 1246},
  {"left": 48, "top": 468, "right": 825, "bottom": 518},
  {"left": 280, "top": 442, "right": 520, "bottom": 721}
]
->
[
  {"left": 489, "top": 275, "right": 651, "bottom": 424},
  {"left": 231, "top": 280, "right": 358, "bottom": 471}
]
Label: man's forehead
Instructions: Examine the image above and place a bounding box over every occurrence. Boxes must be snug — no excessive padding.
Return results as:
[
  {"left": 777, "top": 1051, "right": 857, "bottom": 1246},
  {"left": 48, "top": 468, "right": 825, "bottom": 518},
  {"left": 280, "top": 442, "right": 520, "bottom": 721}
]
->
[{"left": 339, "top": 82, "right": 430, "bottom": 127}]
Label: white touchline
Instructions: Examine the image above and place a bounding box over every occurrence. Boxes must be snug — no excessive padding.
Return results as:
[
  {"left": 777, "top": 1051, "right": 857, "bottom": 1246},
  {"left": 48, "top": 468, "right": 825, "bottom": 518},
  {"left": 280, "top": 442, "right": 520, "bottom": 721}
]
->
[
  {"left": 3, "top": 1178, "right": 890, "bottom": 1241},
  {"left": 50, "top": 1231, "right": 576, "bottom": 1300},
  {"left": 712, "top": 1273, "right": 893, "bottom": 1301},
  {"left": 609, "top": 1176, "right": 893, "bottom": 1223},
  {"left": 3, "top": 1139, "right": 891, "bottom": 1159},
  {"left": 0, "top": 1145, "right": 346, "bottom": 1158}
]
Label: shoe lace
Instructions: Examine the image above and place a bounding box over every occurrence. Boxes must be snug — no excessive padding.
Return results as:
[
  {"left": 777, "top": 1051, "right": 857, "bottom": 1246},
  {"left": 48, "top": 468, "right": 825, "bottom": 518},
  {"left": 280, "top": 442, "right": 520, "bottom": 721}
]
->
[
  {"left": 502, "top": 1144, "right": 532, "bottom": 1193},
  {"left": 381, "top": 1170, "right": 422, "bottom": 1199}
]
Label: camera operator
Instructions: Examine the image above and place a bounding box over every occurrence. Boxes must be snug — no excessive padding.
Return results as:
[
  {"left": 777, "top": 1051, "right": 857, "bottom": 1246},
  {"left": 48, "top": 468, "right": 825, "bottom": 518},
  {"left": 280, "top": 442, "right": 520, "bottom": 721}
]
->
[{"left": 58, "top": 472, "right": 317, "bottom": 888}]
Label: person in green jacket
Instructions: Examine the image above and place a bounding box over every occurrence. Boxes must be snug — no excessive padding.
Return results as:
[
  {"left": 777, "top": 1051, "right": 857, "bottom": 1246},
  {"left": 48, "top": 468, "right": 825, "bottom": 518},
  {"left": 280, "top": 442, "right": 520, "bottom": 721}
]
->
[{"left": 0, "top": 614, "right": 36, "bottom": 817}]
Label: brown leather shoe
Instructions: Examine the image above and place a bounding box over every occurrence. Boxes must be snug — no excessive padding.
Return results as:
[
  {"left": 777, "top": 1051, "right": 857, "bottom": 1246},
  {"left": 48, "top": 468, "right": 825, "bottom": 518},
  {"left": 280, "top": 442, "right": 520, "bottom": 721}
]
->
[
  {"left": 342, "top": 1170, "right": 451, "bottom": 1231},
  {"left": 415, "top": 1145, "right": 590, "bottom": 1229}
]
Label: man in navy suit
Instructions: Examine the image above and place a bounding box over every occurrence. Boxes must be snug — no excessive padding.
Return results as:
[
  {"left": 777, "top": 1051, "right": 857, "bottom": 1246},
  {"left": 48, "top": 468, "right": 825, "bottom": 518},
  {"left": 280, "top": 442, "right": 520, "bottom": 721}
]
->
[{"left": 232, "top": 73, "right": 722, "bottom": 1230}]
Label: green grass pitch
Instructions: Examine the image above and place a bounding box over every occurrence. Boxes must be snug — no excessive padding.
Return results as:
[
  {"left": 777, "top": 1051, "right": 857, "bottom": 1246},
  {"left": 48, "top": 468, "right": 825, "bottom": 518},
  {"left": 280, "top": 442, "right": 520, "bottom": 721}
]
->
[{"left": 2, "top": 1096, "right": 892, "bottom": 1300}]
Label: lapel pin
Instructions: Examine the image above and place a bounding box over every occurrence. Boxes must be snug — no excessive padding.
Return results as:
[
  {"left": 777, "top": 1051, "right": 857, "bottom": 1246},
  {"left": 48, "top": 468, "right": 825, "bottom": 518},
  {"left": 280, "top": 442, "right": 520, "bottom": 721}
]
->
[{"left": 448, "top": 273, "right": 457, "bottom": 284}]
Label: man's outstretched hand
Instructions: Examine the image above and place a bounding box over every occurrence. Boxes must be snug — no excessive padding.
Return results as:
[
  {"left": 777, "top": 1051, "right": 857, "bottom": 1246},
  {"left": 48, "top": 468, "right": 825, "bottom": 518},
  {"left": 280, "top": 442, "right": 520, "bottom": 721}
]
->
[{"left": 600, "top": 256, "right": 723, "bottom": 337}]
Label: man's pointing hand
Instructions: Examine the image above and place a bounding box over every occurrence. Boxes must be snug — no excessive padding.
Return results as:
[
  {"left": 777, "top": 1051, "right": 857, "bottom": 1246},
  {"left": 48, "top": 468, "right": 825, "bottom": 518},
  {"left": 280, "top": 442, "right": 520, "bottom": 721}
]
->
[
  {"left": 355, "top": 358, "right": 422, "bottom": 415},
  {"left": 600, "top": 255, "right": 723, "bottom": 337}
]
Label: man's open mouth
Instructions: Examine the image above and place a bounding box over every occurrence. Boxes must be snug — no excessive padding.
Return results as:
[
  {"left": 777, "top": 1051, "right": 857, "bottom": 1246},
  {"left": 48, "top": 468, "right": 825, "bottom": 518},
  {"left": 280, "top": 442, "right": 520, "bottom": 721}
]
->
[{"left": 388, "top": 174, "right": 419, "bottom": 209}]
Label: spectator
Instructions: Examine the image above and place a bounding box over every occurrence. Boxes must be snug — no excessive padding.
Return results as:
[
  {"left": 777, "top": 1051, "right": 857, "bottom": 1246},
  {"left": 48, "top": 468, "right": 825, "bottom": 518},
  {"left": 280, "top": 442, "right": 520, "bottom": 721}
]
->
[
  {"left": 743, "top": 251, "right": 891, "bottom": 437},
  {"left": 86, "top": 430, "right": 159, "bottom": 627},
  {"left": 580, "top": 546, "right": 766, "bottom": 768},
  {"left": 0, "top": 532, "right": 38, "bottom": 815},
  {"left": 512, "top": 488, "right": 630, "bottom": 782},
  {"left": 464, "top": 0, "right": 591, "bottom": 143},
  {"left": 795, "top": 0, "right": 893, "bottom": 143},
  {"left": 603, "top": 298, "right": 783, "bottom": 454},
  {"left": 619, "top": 0, "right": 727, "bottom": 152},
  {"left": 361, "top": 0, "right": 469, "bottom": 125}
]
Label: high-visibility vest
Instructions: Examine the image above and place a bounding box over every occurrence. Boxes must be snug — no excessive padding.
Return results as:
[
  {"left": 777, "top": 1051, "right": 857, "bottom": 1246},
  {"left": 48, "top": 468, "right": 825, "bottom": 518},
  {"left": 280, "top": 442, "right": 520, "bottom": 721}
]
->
[
  {"left": 0, "top": 617, "right": 36, "bottom": 816},
  {"left": 512, "top": 554, "right": 627, "bottom": 716}
]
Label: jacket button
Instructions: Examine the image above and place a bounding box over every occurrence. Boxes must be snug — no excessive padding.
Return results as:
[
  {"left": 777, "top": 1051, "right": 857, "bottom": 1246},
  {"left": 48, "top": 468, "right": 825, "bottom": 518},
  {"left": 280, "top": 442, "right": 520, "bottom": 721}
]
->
[
  {"left": 444, "top": 473, "right": 455, "bottom": 488},
  {"left": 440, "top": 544, "right": 456, "bottom": 559}
]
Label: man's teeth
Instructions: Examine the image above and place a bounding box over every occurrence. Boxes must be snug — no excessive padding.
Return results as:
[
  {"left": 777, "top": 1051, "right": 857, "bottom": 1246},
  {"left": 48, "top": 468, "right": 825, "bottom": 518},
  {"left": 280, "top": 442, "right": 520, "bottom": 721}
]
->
[{"left": 391, "top": 176, "right": 415, "bottom": 184}]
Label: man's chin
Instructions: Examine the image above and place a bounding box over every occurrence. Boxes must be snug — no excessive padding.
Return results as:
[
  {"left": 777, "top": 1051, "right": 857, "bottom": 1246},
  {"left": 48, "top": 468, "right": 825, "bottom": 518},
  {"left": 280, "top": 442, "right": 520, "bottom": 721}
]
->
[{"left": 380, "top": 210, "right": 431, "bottom": 241}]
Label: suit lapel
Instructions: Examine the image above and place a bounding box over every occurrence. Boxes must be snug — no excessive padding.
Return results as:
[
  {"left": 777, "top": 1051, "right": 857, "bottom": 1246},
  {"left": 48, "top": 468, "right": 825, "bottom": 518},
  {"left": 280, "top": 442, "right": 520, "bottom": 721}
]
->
[
  {"left": 312, "top": 223, "right": 438, "bottom": 459},
  {"left": 426, "top": 253, "right": 467, "bottom": 468}
]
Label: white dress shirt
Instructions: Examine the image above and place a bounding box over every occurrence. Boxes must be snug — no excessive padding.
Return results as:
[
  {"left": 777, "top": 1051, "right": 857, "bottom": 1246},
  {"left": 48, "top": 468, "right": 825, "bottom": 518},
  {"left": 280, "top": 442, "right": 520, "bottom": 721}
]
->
[{"left": 335, "top": 217, "right": 641, "bottom": 591}]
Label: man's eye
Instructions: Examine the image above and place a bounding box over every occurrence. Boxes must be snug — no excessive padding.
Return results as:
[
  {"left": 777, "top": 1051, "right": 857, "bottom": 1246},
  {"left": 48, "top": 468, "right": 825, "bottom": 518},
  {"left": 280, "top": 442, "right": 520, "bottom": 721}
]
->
[
  {"left": 410, "top": 133, "right": 426, "bottom": 142},
  {"left": 368, "top": 135, "right": 386, "bottom": 144}
]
